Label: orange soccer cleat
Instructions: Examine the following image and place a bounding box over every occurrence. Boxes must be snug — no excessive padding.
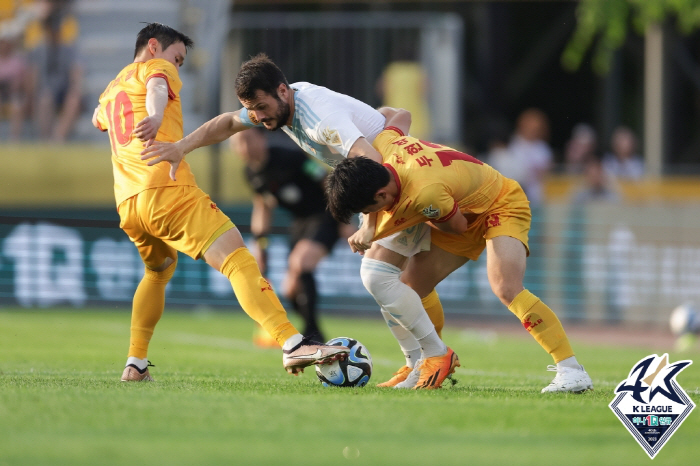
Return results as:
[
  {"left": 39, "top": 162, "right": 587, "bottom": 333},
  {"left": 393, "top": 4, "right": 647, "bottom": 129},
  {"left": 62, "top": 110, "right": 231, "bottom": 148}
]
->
[
  {"left": 377, "top": 365, "right": 413, "bottom": 387},
  {"left": 413, "top": 348, "right": 460, "bottom": 390}
]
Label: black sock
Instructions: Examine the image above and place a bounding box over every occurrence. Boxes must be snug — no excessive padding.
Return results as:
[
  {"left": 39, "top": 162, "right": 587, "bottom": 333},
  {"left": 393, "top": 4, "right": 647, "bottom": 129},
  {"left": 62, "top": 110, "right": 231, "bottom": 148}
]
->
[{"left": 297, "top": 272, "right": 323, "bottom": 341}]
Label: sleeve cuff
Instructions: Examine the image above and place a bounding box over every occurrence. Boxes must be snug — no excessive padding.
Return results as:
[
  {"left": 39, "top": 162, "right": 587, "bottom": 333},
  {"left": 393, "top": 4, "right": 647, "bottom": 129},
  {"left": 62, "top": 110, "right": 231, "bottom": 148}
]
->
[
  {"left": 147, "top": 73, "right": 176, "bottom": 100},
  {"left": 385, "top": 126, "right": 405, "bottom": 136},
  {"left": 433, "top": 203, "right": 458, "bottom": 223}
]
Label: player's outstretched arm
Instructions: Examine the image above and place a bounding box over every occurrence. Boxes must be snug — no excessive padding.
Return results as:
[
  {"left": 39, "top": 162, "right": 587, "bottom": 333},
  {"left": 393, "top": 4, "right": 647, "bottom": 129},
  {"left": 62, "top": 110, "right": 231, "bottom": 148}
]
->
[
  {"left": 347, "top": 137, "right": 383, "bottom": 163},
  {"left": 377, "top": 107, "right": 412, "bottom": 136},
  {"left": 140, "top": 110, "right": 248, "bottom": 181}
]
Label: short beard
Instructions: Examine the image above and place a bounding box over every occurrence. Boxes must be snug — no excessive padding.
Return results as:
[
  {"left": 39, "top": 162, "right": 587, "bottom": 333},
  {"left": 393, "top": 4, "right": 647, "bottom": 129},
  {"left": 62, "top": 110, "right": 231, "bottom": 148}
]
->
[{"left": 264, "top": 97, "right": 291, "bottom": 131}]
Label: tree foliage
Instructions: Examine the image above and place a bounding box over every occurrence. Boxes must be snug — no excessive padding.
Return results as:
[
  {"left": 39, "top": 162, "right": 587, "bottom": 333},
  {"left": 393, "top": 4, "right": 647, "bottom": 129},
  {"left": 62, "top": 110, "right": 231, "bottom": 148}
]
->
[{"left": 562, "top": 0, "right": 700, "bottom": 75}]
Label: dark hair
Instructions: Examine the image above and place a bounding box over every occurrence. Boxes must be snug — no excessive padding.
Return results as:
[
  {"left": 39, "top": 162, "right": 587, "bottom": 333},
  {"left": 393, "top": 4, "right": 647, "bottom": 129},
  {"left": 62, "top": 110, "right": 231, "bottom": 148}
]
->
[
  {"left": 134, "top": 23, "right": 194, "bottom": 59},
  {"left": 235, "top": 53, "right": 290, "bottom": 101},
  {"left": 325, "top": 157, "right": 390, "bottom": 224}
]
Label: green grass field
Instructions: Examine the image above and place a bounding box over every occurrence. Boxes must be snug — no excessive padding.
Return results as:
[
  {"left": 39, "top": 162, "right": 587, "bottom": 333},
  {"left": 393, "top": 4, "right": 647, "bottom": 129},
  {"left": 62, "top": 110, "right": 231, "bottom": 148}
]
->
[{"left": 1, "top": 308, "right": 698, "bottom": 466}]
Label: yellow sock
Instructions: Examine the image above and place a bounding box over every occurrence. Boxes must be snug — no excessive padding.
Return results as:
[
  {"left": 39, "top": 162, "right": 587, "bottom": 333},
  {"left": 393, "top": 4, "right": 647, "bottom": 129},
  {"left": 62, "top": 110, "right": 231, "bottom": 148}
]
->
[
  {"left": 221, "top": 247, "right": 298, "bottom": 346},
  {"left": 128, "top": 259, "right": 177, "bottom": 359},
  {"left": 508, "top": 289, "right": 574, "bottom": 363},
  {"left": 421, "top": 289, "right": 444, "bottom": 338}
]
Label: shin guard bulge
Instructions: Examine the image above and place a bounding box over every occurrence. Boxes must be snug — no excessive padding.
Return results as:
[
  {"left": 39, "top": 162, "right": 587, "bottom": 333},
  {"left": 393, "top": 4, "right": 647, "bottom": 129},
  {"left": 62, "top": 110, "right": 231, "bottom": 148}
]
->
[
  {"left": 508, "top": 289, "right": 574, "bottom": 363},
  {"left": 221, "top": 248, "right": 297, "bottom": 346}
]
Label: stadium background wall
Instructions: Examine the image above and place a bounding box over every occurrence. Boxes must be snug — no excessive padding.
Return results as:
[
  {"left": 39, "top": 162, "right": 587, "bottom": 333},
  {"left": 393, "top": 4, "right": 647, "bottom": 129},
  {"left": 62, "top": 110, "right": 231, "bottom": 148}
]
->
[{"left": 2, "top": 203, "right": 700, "bottom": 327}]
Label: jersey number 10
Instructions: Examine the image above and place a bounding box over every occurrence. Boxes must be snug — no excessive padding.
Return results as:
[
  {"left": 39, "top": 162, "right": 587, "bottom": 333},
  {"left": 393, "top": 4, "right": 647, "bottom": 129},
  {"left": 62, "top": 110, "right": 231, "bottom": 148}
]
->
[{"left": 105, "top": 91, "right": 134, "bottom": 152}]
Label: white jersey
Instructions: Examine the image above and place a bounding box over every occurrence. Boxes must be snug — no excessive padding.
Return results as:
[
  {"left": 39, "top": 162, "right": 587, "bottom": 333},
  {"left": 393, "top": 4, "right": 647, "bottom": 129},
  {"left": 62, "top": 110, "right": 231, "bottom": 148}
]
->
[{"left": 239, "top": 82, "right": 385, "bottom": 166}]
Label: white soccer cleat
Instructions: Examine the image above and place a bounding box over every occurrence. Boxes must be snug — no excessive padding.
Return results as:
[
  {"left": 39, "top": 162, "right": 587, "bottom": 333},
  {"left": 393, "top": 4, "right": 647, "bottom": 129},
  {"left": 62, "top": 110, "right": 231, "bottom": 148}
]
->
[
  {"left": 541, "top": 365, "right": 593, "bottom": 394},
  {"left": 393, "top": 359, "right": 422, "bottom": 389}
]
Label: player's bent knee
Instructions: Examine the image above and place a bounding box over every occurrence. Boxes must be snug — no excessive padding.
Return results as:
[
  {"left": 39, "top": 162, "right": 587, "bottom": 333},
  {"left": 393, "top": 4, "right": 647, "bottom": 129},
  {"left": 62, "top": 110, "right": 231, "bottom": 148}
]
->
[
  {"left": 360, "top": 258, "right": 402, "bottom": 301},
  {"left": 148, "top": 255, "right": 176, "bottom": 272},
  {"left": 492, "top": 282, "right": 524, "bottom": 306},
  {"left": 145, "top": 256, "right": 177, "bottom": 282}
]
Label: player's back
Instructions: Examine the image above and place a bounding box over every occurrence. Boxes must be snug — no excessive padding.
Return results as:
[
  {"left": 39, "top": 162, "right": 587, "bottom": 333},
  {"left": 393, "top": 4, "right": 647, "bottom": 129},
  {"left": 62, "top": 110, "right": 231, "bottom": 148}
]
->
[
  {"left": 96, "top": 59, "right": 197, "bottom": 206},
  {"left": 375, "top": 128, "right": 504, "bottom": 216},
  {"left": 290, "top": 82, "right": 384, "bottom": 141},
  {"left": 284, "top": 82, "right": 385, "bottom": 163}
]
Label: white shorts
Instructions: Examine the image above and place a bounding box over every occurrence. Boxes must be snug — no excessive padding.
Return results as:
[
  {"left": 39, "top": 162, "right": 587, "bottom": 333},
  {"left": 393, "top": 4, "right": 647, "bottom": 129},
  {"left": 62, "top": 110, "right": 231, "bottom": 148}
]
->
[{"left": 374, "top": 223, "right": 431, "bottom": 258}]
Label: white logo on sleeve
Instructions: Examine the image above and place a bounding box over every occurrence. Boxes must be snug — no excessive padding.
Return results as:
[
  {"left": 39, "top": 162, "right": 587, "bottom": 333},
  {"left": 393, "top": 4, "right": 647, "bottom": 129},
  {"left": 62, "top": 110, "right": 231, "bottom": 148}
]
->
[{"left": 321, "top": 127, "right": 342, "bottom": 145}]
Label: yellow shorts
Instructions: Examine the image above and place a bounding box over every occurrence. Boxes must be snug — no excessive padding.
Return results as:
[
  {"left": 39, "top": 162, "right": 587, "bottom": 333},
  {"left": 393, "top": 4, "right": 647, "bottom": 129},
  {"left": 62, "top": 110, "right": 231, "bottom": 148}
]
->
[
  {"left": 118, "top": 185, "right": 235, "bottom": 268},
  {"left": 430, "top": 178, "right": 531, "bottom": 261}
]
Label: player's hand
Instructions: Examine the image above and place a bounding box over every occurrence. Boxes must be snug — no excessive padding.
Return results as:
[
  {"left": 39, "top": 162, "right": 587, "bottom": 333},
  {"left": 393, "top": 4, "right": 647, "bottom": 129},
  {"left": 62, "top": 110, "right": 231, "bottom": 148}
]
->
[
  {"left": 140, "top": 141, "right": 184, "bottom": 181},
  {"left": 133, "top": 115, "right": 163, "bottom": 147},
  {"left": 348, "top": 228, "right": 374, "bottom": 255}
]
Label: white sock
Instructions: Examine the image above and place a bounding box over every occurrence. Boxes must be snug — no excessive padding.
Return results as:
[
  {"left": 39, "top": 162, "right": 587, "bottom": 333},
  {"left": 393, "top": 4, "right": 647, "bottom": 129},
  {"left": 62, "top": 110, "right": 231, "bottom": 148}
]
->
[
  {"left": 125, "top": 356, "right": 148, "bottom": 370},
  {"left": 557, "top": 356, "right": 581, "bottom": 370},
  {"left": 282, "top": 333, "right": 303, "bottom": 351},
  {"left": 380, "top": 307, "right": 422, "bottom": 368},
  {"left": 361, "top": 258, "right": 440, "bottom": 351},
  {"left": 418, "top": 331, "right": 448, "bottom": 358}
]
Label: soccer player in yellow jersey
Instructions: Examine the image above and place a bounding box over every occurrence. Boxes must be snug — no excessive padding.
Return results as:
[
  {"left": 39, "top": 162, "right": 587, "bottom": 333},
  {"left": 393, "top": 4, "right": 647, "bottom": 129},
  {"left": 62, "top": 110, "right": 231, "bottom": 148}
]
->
[
  {"left": 91, "top": 23, "right": 347, "bottom": 381},
  {"left": 326, "top": 109, "right": 594, "bottom": 393},
  {"left": 139, "top": 55, "right": 450, "bottom": 387}
]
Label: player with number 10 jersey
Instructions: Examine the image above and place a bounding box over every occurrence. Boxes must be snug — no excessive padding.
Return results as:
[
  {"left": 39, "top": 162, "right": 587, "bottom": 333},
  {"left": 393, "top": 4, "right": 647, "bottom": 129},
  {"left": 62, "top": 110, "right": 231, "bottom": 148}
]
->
[{"left": 95, "top": 58, "right": 197, "bottom": 207}]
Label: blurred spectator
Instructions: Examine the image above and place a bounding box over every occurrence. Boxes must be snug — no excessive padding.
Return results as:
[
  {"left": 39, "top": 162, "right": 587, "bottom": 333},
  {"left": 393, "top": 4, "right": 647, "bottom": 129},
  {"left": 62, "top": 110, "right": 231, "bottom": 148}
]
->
[
  {"left": 571, "top": 157, "right": 620, "bottom": 204},
  {"left": 507, "top": 108, "right": 553, "bottom": 206},
  {"left": 376, "top": 47, "right": 431, "bottom": 140},
  {"left": 23, "top": 0, "right": 78, "bottom": 50},
  {"left": 564, "top": 123, "right": 597, "bottom": 175},
  {"left": 0, "top": 27, "right": 29, "bottom": 140},
  {"left": 30, "top": 2, "right": 82, "bottom": 142},
  {"left": 603, "top": 126, "right": 644, "bottom": 180},
  {"left": 485, "top": 118, "right": 527, "bottom": 183},
  {"left": 0, "top": 0, "right": 39, "bottom": 25}
]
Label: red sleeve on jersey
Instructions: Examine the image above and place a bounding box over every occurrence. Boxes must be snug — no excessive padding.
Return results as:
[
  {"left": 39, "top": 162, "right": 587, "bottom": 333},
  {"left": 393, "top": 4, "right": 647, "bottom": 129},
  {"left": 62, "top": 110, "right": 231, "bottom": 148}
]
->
[
  {"left": 146, "top": 73, "right": 176, "bottom": 100},
  {"left": 385, "top": 126, "right": 405, "bottom": 136},
  {"left": 433, "top": 202, "right": 458, "bottom": 223}
]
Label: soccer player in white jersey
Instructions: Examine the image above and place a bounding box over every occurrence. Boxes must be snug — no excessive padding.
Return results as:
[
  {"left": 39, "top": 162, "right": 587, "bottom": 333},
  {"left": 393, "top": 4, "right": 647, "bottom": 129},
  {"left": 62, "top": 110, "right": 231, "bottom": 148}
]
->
[{"left": 141, "top": 53, "right": 453, "bottom": 388}]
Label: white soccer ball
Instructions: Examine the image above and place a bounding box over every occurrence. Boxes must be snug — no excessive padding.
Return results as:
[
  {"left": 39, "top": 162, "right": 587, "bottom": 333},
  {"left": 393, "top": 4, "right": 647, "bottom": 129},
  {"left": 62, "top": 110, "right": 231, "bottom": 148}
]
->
[
  {"left": 315, "top": 337, "right": 372, "bottom": 387},
  {"left": 670, "top": 302, "right": 699, "bottom": 336}
]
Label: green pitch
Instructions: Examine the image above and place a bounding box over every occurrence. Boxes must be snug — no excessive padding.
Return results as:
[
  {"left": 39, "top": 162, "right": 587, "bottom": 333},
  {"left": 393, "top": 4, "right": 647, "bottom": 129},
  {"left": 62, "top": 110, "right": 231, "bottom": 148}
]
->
[{"left": 1, "top": 309, "right": 698, "bottom": 466}]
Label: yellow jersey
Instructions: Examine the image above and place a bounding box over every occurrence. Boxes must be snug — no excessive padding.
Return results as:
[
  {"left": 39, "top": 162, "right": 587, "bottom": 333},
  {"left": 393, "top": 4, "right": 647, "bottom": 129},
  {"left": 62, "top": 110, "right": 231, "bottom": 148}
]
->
[
  {"left": 96, "top": 58, "right": 197, "bottom": 206},
  {"left": 371, "top": 126, "right": 505, "bottom": 240}
]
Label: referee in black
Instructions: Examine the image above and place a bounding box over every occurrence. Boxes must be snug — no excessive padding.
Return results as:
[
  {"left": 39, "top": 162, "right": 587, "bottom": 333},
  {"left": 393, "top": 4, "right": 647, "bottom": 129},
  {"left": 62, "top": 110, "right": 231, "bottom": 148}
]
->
[{"left": 231, "top": 128, "right": 354, "bottom": 346}]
